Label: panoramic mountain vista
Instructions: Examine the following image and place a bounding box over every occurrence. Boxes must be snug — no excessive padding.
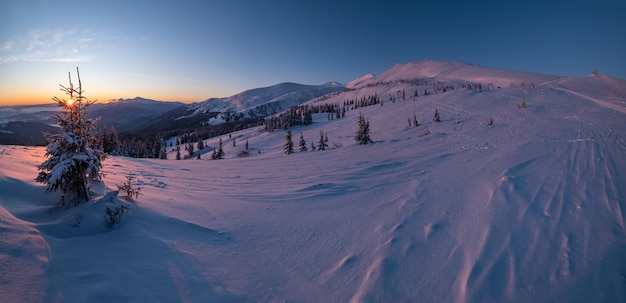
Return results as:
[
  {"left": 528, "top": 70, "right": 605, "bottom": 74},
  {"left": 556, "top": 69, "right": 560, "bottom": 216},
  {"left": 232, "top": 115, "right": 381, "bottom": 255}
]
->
[{"left": 1, "top": 60, "right": 625, "bottom": 302}]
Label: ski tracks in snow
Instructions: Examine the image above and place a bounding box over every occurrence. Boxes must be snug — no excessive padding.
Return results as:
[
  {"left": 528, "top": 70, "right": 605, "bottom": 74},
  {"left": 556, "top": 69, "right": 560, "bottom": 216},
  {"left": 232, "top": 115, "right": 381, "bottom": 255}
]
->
[{"left": 455, "top": 126, "right": 626, "bottom": 302}]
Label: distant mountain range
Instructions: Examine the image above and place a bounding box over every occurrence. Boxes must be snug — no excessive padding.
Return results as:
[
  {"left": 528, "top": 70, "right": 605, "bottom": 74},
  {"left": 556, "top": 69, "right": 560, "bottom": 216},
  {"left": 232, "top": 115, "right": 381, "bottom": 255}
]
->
[
  {"left": 2, "top": 60, "right": 624, "bottom": 146},
  {"left": 0, "top": 82, "right": 346, "bottom": 144},
  {"left": 0, "top": 98, "right": 183, "bottom": 145}
]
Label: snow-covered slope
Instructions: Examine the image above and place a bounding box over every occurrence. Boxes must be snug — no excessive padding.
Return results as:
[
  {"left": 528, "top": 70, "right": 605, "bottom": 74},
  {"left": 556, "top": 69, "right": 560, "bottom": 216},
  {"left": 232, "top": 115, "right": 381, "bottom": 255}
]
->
[
  {"left": 187, "top": 81, "right": 346, "bottom": 119},
  {"left": 352, "top": 60, "right": 560, "bottom": 89},
  {"left": 1, "top": 62, "right": 625, "bottom": 302},
  {"left": 346, "top": 73, "right": 375, "bottom": 89}
]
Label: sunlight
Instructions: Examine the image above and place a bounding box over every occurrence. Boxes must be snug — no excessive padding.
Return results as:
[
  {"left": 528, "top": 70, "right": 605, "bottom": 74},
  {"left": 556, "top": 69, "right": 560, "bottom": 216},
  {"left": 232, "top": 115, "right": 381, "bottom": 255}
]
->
[{"left": 66, "top": 98, "right": 75, "bottom": 107}]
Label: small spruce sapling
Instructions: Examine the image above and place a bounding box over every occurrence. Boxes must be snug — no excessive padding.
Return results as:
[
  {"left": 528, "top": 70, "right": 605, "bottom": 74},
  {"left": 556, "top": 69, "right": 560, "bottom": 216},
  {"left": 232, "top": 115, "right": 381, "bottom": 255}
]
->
[
  {"left": 117, "top": 173, "right": 142, "bottom": 201},
  {"left": 104, "top": 203, "right": 130, "bottom": 228}
]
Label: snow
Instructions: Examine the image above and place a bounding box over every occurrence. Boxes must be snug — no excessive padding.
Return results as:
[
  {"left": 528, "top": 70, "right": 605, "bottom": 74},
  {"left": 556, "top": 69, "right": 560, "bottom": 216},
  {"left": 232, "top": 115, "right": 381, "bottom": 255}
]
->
[
  {"left": 186, "top": 82, "right": 346, "bottom": 119},
  {"left": 362, "top": 60, "right": 560, "bottom": 89},
  {"left": 1, "top": 61, "right": 626, "bottom": 302},
  {"left": 346, "top": 73, "right": 375, "bottom": 89}
]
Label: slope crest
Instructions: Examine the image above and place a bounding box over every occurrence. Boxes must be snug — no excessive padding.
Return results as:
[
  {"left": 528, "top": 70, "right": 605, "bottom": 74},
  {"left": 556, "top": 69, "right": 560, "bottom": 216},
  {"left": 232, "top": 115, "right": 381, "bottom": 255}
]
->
[{"left": 359, "top": 60, "right": 560, "bottom": 88}]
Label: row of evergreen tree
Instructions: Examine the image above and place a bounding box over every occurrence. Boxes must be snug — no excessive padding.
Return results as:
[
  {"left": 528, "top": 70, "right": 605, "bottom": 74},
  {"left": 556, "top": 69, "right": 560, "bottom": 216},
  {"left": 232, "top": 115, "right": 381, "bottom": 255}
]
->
[
  {"left": 283, "top": 112, "right": 373, "bottom": 155},
  {"left": 263, "top": 102, "right": 349, "bottom": 132},
  {"left": 284, "top": 129, "right": 332, "bottom": 154}
]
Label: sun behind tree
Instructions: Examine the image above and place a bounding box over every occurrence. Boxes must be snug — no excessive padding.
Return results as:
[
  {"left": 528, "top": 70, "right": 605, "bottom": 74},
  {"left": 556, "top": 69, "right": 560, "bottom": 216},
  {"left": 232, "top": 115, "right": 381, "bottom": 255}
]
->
[{"left": 36, "top": 67, "right": 106, "bottom": 208}]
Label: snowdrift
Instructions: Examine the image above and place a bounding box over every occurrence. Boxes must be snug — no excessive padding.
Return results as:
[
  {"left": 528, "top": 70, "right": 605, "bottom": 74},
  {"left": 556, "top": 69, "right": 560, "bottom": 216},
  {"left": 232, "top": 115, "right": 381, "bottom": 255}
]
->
[{"left": 1, "top": 61, "right": 625, "bottom": 302}]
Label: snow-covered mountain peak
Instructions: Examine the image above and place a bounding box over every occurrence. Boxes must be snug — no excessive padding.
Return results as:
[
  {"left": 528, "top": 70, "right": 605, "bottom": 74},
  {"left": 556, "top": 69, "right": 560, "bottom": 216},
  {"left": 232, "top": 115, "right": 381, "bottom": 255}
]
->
[
  {"left": 360, "top": 60, "right": 560, "bottom": 89},
  {"left": 323, "top": 81, "right": 343, "bottom": 87}
]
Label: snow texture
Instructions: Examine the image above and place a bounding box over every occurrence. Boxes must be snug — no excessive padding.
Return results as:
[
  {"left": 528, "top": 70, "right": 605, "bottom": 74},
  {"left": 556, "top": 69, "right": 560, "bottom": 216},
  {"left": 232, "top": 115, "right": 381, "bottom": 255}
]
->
[{"left": 1, "top": 60, "right": 625, "bottom": 302}]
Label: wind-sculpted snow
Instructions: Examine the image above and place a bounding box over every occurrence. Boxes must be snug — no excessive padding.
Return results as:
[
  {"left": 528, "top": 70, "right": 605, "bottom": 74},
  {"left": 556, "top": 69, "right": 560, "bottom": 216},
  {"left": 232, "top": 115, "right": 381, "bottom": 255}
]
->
[{"left": 1, "top": 62, "right": 625, "bottom": 302}]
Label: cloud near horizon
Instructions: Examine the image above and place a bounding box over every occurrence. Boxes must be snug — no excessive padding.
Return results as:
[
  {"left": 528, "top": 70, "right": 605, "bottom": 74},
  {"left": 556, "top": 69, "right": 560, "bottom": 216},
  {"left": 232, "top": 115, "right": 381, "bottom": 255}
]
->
[{"left": 0, "top": 28, "right": 97, "bottom": 63}]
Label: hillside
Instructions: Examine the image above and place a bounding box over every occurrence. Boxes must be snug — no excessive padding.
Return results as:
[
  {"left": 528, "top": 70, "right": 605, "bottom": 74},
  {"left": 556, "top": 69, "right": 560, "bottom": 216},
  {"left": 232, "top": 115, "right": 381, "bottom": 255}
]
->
[
  {"left": 0, "top": 98, "right": 183, "bottom": 145},
  {"left": 1, "top": 61, "right": 625, "bottom": 302},
  {"left": 191, "top": 82, "right": 345, "bottom": 114}
]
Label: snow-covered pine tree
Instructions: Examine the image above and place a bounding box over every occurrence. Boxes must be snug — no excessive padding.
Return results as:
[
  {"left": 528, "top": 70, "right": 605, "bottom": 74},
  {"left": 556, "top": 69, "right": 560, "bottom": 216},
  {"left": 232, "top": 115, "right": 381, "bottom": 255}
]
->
[
  {"left": 36, "top": 68, "right": 105, "bottom": 207},
  {"left": 299, "top": 132, "right": 307, "bottom": 152},
  {"left": 284, "top": 129, "right": 294, "bottom": 155},
  {"left": 355, "top": 113, "right": 372, "bottom": 144}
]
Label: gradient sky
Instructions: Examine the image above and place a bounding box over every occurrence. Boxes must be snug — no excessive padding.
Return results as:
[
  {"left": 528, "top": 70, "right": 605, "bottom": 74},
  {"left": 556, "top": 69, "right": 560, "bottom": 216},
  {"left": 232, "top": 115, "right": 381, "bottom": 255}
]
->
[{"left": 1, "top": 0, "right": 625, "bottom": 105}]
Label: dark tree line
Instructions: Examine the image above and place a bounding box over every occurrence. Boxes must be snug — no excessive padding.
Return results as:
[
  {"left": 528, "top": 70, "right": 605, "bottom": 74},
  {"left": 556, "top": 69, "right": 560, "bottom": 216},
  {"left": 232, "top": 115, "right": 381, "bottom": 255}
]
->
[
  {"left": 109, "top": 116, "right": 260, "bottom": 159},
  {"left": 118, "top": 132, "right": 164, "bottom": 159},
  {"left": 263, "top": 102, "right": 348, "bottom": 132}
]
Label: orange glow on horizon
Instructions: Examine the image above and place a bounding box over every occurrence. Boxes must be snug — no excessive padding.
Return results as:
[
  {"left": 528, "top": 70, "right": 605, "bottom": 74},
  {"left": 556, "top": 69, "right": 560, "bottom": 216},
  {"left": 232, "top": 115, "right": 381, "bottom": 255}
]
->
[{"left": 0, "top": 90, "right": 222, "bottom": 106}]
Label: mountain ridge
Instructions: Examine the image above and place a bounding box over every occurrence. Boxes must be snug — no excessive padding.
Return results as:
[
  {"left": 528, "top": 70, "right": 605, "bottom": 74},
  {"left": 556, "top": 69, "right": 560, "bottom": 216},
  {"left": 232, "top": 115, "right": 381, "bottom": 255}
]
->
[{"left": 2, "top": 57, "right": 624, "bottom": 302}]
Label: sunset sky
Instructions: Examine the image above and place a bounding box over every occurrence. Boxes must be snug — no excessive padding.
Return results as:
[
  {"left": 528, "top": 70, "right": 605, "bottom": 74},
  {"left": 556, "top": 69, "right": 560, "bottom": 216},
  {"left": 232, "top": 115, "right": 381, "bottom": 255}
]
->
[{"left": 1, "top": 0, "right": 625, "bottom": 105}]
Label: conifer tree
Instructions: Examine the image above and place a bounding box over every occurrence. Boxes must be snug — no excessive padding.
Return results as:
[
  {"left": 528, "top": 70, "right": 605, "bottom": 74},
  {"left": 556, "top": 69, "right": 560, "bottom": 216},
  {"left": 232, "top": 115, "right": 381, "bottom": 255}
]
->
[
  {"left": 175, "top": 145, "right": 181, "bottom": 160},
  {"left": 197, "top": 137, "right": 204, "bottom": 150},
  {"left": 187, "top": 142, "right": 194, "bottom": 158},
  {"left": 299, "top": 132, "right": 307, "bottom": 152},
  {"left": 245, "top": 140, "right": 249, "bottom": 151},
  {"left": 284, "top": 129, "right": 294, "bottom": 155},
  {"left": 355, "top": 113, "right": 372, "bottom": 144},
  {"left": 317, "top": 130, "right": 328, "bottom": 151},
  {"left": 217, "top": 138, "right": 224, "bottom": 159},
  {"left": 36, "top": 68, "right": 105, "bottom": 207},
  {"left": 304, "top": 111, "right": 313, "bottom": 125},
  {"left": 212, "top": 138, "right": 225, "bottom": 159},
  {"left": 433, "top": 108, "right": 441, "bottom": 122}
]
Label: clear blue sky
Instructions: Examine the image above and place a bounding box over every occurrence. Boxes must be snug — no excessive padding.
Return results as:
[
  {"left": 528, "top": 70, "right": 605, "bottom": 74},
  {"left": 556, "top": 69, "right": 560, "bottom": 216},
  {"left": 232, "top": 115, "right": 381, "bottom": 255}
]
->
[{"left": 1, "top": 0, "right": 624, "bottom": 105}]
